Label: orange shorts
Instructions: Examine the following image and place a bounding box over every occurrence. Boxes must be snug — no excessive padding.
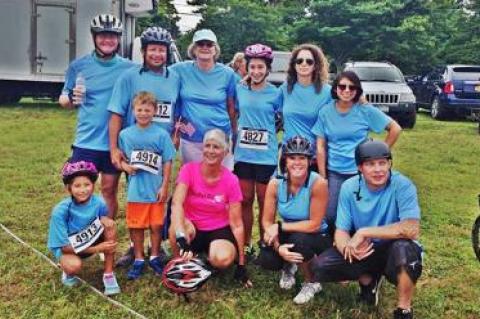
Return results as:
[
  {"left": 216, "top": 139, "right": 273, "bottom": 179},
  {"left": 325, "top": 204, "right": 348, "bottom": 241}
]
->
[{"left": 126, "top": 202, "right": 165, "bottom": 229}]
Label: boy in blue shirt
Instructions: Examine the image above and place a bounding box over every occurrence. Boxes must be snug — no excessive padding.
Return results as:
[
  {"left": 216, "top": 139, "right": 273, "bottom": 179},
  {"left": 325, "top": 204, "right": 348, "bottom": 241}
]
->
[
  {"left": 47, "top": 160, "right": 120, "bottom": 295},
  {"left": 118, "top": 92, "right": 175, "bottom": 280},
  {"left": 311, "top": 140, "right": 422, "bottom": 319}
]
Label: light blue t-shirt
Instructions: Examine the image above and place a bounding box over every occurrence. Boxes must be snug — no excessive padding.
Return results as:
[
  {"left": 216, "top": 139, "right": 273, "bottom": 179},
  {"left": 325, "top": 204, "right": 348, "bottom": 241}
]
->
[
  {"left": 336, "top": 171, "right": 421, "bottom": 239},
  {"left": 119, "top": 124, "right": 176, "bottom": 203},
  {"left": 312, "top": 101, "right": 392, "bottom": 174},
  {"left": 277, "top": 172, "right": 328, "bottom": 233},
  {"left": 234, "top": 83, "right": 281, "bottom": 165},
  {"left": 47, "top": 195, "right": 108, "bottom": 260},
  {"left": 108, "top": 65, "right": 180, "bottom": 134},
  {"left": 170, "top": 61, "right": 236, "bottom": 142},
  {"left": 280, "top": 82, "right": 333, "bottom": 153},
  {"left": 61, "top": 53, "right": 134, "bottom": 151}
]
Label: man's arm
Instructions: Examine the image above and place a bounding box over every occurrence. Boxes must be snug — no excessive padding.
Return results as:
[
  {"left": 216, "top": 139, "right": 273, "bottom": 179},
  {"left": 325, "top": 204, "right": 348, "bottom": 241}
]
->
[
  {"left": 109, "top": 113, "right": 125, "bottom": 169},
  {"left": 354, "top": 219, "right": 420, "bottom": 242}
]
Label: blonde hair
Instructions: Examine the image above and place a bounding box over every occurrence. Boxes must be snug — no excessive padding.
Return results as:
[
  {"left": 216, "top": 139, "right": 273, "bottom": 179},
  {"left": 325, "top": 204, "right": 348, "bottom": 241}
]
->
[
  {"left": 229, "top": 52, "right": 245, "bottom": 72},
  {"left": 203, "top": 128, "right": 229, "bottom": 151},
  {"left": 187, "top": 42, "right": 221, "bottom": 61},
  {"left": 132, "top": 91, "right": 157, "bottom": 109}
]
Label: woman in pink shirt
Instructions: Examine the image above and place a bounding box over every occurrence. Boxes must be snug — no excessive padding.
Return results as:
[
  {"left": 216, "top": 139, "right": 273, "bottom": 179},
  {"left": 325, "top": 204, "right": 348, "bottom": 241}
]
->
[{"left": 169, "top": 129, "right": 252, "bottom": 287}]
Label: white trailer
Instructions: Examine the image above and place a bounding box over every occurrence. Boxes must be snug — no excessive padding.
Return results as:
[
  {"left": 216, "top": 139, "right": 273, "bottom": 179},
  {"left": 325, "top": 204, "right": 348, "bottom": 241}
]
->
[{"left": 0, "top": 0, "right": 156, "bottom": 104}]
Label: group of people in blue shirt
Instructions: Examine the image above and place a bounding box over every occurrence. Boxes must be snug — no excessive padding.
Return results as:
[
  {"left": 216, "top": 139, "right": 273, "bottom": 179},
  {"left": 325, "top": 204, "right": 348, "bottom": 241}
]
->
[{"left": 47, "top": 13, "right": 422, "bottom": 319}]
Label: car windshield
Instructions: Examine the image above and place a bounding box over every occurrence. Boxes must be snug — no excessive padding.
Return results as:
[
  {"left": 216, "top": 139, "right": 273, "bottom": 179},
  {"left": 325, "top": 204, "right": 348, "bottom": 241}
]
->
[
  {"left": 271, "top": 53, "right": 291, "bottom": 73},
  {"left": 349, "top": 66, "right": 404, "bottom": 82},
  {"left": 452, "top": 67, "right": 480, "bottom": 81}
]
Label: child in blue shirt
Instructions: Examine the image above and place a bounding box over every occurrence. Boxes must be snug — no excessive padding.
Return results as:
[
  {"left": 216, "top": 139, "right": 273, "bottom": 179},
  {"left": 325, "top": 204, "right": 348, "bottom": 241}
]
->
[
  {"left": 118, "top": 91, "right": 175, "bottom": 280},
  {"left": 47, "top": 160, "right": 120, "bottom": 295}
]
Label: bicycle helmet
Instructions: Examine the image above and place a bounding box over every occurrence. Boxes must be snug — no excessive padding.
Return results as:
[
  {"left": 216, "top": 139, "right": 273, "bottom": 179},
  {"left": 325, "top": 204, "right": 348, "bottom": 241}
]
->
[
  {"left": 282, "top": 136, "right": 313, "bottom": 157},
  {"left": 244, "top": 43, "right": 273, "bottom": 62},
  {"left": 162, "top": 257, "right": 212, "bottom": 294},
  {"left": 61, "top": 160, "right": 99, "bottom": 185},
  {"left": 140, "top": 26, "right": 172, "bottom": 49},
  {"left": 355, "top": 139, "right": 392, "bottom": 166},
  {"left": 90, "top": 14, "right": 123, "bottom": 35}
]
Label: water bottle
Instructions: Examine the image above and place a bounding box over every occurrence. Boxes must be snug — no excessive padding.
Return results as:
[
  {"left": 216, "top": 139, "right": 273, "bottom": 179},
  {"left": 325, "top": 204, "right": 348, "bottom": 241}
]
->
[{"left": 75, "top": 72, "right": 86, "bottom": 105}]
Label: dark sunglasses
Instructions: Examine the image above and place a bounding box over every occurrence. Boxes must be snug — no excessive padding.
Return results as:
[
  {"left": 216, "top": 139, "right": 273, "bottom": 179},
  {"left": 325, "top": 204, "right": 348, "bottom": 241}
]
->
[
  {"left": 295, "top": 58, "right": 315, "bottom": 66},
  {"left": 196, "top": 40, "right": 214, "bottom": 48},
  {"left": 337, "top": 84, "right": 359, "bottom": 91}
]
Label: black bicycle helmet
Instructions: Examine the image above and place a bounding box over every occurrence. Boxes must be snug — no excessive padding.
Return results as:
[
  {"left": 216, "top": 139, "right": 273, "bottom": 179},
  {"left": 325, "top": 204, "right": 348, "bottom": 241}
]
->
[
  {"left": 355, "top": 139, "right": 392, "bottom": 166},
  {"left": 282, "top": 136, "right": 313, "bottom": 157},
  {"left": 90, "top": 14, "right": 123, "bottom": 35},
  {"left": 140, "top": 26, "right": 172, "bottom": 49}
]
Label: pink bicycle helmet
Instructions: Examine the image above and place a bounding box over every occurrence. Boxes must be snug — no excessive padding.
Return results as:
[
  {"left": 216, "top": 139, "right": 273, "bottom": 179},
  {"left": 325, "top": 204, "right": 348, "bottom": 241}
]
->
[
  {"left": 61, "top": 160, "right": 98, "bottom": 185},
  {"left": 244, "top": 43, "right": 273, "bottom": 62}
]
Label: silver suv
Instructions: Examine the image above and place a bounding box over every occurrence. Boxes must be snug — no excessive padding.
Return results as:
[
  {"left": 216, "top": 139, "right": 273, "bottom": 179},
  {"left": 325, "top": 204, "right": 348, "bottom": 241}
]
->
[{"left": 344, "top": 61, "right": 417, "bottom": 128}]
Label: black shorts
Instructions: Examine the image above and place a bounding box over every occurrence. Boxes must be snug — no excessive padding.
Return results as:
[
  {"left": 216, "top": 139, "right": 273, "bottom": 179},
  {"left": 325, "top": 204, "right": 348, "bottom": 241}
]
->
[
  {"left": 233, "top": 161, "right": 276, "bottom": 184},
  {"left": 76, "top": 234, "right": 105, "bottom": 259},
  {"left": 71, "top": 146, "right": 120, "bottom": 175},
  {"left": 311, "top": 239, "right": 423, "bottom": 285},
  {"left": 190, "top": 226, "right": 237, "bottom": 254},
  {"left": 258, "top": 231, "right": 333, "bottom": 271}
]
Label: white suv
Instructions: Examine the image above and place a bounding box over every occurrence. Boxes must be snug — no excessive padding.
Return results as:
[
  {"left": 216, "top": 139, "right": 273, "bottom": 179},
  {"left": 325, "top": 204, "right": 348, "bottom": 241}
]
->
[{"left": 344, "top": 61, "right": 417, "bottom": 128}]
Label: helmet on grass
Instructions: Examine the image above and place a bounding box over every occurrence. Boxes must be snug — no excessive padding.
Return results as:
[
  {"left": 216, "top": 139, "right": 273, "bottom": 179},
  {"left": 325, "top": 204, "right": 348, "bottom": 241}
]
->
[
  {"left": 61, "top": 160, "right": 98, "bottom": 185},
  {"left": 162, "top": 257, "right": 212, "bottom": 294}
]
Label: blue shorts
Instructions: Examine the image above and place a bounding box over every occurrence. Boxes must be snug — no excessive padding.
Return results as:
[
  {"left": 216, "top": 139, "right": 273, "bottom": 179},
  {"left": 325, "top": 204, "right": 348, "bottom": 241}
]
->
[{"left": 71, "top": 146, "right": 119, "bottom": 175}]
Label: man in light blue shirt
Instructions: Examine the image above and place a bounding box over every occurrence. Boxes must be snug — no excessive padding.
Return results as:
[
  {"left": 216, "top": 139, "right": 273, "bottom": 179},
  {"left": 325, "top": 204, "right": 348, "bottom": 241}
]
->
[
  {"left": 58, "top": 14, "right": 134, "bottom": 219},
  {"left": 311, "top": 140, "right": 422, "bottom": 319}
]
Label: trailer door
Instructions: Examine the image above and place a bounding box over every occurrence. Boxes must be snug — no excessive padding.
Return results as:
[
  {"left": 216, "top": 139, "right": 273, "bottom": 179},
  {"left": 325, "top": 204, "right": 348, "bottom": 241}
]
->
[{"left": 35, "top": 3, "right": 73, "bottom": 75}]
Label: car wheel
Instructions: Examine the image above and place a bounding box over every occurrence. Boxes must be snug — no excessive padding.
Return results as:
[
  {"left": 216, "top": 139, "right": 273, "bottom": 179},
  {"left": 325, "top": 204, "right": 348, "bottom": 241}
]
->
[
  {"left": 430, "top": 96, "right": 450, "bottom": 120},
  {"left": 399, "top": 110, "right": 417, "bottom": 129}
]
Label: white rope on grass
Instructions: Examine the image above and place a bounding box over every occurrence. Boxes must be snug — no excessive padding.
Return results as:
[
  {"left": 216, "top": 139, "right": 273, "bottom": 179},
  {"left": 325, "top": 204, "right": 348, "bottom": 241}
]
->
[{"left": 0, "top": 223, "right": 149, "bottom": 319}]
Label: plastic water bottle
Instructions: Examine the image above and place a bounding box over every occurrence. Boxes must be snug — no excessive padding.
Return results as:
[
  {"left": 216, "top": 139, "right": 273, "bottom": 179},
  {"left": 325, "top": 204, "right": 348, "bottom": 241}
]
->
[{"left": 75, "top": 72, "right": 86, "bottom": 105}]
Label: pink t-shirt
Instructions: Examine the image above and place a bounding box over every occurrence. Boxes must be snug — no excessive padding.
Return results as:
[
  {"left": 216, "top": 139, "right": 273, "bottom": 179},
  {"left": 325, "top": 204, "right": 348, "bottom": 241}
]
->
[{"left": 177, "top": 162, "right": 243, "bottom": 231}]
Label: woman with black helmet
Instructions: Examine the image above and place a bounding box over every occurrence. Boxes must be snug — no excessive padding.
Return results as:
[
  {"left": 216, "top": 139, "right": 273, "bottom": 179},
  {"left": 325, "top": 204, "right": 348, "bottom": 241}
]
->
[
  {"left": 259, "top": 136, "right": 331, "bottom": 304},
  {"left": 233, "top": 43, "right": 282, "bottom": 258},
  {"left": 58, "top": 14, "right": 134, "bottom": 219}
]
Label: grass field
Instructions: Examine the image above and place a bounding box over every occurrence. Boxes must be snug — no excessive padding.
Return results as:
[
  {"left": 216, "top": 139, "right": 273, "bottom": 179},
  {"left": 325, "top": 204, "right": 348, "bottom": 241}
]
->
[{"left": 0, "top": 100, "right": 479, "bottom": 319}]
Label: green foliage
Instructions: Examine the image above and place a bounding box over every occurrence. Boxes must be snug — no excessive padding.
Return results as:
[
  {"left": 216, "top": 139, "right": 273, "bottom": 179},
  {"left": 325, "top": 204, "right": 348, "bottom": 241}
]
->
[{"left": 136, "top": 0, "right": 180, "bottom": 37}]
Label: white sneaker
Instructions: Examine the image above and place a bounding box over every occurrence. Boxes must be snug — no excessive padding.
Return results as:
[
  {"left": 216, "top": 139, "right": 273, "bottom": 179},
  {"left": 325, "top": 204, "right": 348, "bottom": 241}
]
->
[
  {"left": 279, "top": 263, "right": 297, "bottom": 290},
  {"left": 293, "top": 282, "right": 322, "bottom": 304}
]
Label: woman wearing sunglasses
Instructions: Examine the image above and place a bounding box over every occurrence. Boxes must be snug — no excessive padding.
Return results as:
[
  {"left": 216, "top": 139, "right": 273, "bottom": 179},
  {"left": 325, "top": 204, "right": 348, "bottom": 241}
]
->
[
  {"left": 171, "top": 29, "right": 237, "bottom": 170},
  {"left": 312, "top": 71, "right": 402, "bottom": 230},
  {"left": 279, "top": 44, "right": 333, "bottom": 172}
]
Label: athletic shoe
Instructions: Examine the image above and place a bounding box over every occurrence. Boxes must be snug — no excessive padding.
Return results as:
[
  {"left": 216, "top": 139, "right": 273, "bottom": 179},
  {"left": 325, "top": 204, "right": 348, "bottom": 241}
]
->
[
  {"left": 293, "top": 282, "right": 322, "bottom": 304},
  {"left": 127, "top": 260, "right": 145, "bottom": 280},
  {"left": 103, "top": 273, "right": 121, "bottom": 296},
  {"left": 116, "top": 246, "right": 134, "bottom": 268},
  {"left": 279, "top": 263, "right": 297, "bottom": 290},
  {"left": 393, "top": 308, "right": 413, "bottom": 319},
  {"left": 61, "top": 271, "right": 80, "bottom": 287},
  {"left": 358, "top": 275, "right": 384, "bottom": 306},
  {"left": 149, "top": 257, "right": 164, "bottom": 276}
]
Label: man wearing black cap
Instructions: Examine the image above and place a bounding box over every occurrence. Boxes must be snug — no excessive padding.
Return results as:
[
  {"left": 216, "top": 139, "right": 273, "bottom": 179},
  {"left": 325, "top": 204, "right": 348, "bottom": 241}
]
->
[{"left": 310, "top": 140, "right": 423, "bottom": 319}]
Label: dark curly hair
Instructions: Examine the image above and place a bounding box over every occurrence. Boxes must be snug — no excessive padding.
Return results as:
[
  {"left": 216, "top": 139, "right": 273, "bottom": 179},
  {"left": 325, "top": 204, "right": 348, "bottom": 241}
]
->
[
  {"left": 331, "top": 71, "right": 363, "bottom": 103},
  {"left": 286, "top": 43, "right": 329, "bottom": 94}
]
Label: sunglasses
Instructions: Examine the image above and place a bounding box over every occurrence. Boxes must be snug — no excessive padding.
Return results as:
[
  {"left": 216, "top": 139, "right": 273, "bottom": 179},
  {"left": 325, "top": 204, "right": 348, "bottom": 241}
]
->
[
  {"left": 295, "top": 58, "right": 315, "bottom": 66},
  {"left": 196, "top": 41, "right": 214, "bottom": 48},
  {"left": 337, "top": 84, "right": 359, "bottom": 91}
]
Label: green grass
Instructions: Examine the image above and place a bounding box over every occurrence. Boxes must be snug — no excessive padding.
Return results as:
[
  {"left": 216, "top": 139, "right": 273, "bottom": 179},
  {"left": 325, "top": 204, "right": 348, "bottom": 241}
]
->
[{"left": 0, "top": 102, "right": 479, "bottom": 319}]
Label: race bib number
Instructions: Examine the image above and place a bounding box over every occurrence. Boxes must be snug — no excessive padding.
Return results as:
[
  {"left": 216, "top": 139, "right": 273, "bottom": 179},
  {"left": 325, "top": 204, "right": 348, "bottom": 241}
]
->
[
  {"left": 68, "top": 217, "right": 104, "bottom": 254},
  {"left": 153, "top": 101, "right": 172, "bottom": 123},
  {"left": 130, "top": 150, "right": 162, "bottom": 175},
  {"left": 239, "top": 127, "right": 268, "bottom": 150}
]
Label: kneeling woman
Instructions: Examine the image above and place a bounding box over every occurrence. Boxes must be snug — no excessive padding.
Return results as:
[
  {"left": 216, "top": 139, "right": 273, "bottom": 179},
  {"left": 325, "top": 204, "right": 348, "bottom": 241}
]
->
[
  {"left": 260, "top": 136, "right": 331, "bottom": 304},
  {"left": 169, "top": 129, "right": 252, "bottom": 287}
]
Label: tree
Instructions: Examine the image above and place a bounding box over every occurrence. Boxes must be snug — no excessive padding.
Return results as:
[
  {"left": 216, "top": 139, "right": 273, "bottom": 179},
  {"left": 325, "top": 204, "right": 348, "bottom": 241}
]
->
[{"left": 137, "top": 0, "right": 180, "bottom": 38}]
